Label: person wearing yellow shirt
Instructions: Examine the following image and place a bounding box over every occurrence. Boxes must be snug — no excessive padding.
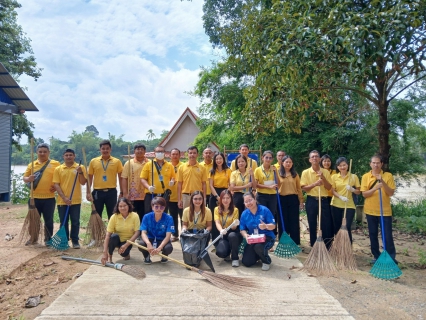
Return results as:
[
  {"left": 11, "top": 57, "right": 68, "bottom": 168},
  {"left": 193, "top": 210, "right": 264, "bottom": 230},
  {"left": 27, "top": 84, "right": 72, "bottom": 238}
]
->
[
  {"left": 320, "top": 154, "right": 336, "bottom": 203},
  {"left": 274, "top": 150, "right": 286, "bottom": 170},
  {"left": 230, "top": 144, "right": 258, "bottom": 171},
  {"left": 53, "top": 149, "right": 87, "bottom": 249},
  {"left": 87, "top": 140, "right": 124, "bottom": 220},
  {"left": 140, "top": 145, "right": 175, "bottom": 214},
  {"left": 214, "top": 190, "right": 241, "bottom": 267},
  {"left": 168, "top": 148, "right": 184, "bottom": 242},
  {"left": 122, "top": 143, "right": 149, "bottom": 224},
  {"left": 277, "top": 155, "right": 304, "bottom": 245},
  {"left": 300, "top": 150, "right": 333, "bottom": 249},
  {"left": 229, "top": 155, "right": 254, "bottom": 218},
  {"left": 181, "top": 191, "right": 212, "bottom": 232},
  {"left": 200, "top": 147, "right": 213, "bottom": 198},
  {"left": 330, "top": 157, "right": 361, "bottom": 244},
  {"left": 361, "top": 154, "right": 396, "bottom": 264},
  {"left": 23, "top": 143, "right": 60, "bottom": 245},
  {"left": 177, "top": 146, "right": 207, "bottom": 209}
]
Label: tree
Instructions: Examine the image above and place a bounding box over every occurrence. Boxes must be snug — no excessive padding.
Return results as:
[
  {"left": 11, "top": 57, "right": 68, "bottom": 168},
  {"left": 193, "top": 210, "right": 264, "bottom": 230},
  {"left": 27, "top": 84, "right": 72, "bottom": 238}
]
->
[
  {"left": 11, "top": 113, "right": 34, "bottom": 150},
  {"left": 84, "top": 125, "right": 99, "bottom": 136},
  {"left": 146, "top": 129, "right": 156, "bottom": 141}
]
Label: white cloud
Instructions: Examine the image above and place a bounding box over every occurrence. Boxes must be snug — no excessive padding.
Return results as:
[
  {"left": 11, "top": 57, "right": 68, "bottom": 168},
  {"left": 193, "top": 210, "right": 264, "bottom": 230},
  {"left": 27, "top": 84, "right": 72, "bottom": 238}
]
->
[{"left": 15, "top": 0, "right": 212, "bottom": 142}]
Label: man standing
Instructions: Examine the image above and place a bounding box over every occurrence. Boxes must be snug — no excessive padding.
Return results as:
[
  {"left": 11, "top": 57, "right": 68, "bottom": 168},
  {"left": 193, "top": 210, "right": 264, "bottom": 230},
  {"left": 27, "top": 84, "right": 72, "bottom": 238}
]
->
[
  {"left": 141, "top": 146, "right": 175, "bottom": 213},
  {"left": 230, "top": 144, "right": 258, "bottom": 171},
  {"left": 168, "top": 148, "right": 184, "bottom": 241},
  {"left": 300, "top": 150, "right": 334, "bottom": 249},
  {"left": 23, "top": 143, "right": 60, "bottom": 245},
  {"left": 122, "top": 143, "right": 149, "bottom": 223},
  {"left": 177, "top": 146, "right": 207, "bottom": 209},
  {"left": 53, "top": 149, "right": 87, "bottom": 249},
  {"left": 200, "top": 147, "right": 213, "bottom": 201},
  {"left": 87, "top": 140, "right": 123, "bottom": 220},
  {"left": 274, "top": 150, "right": 286, "bottom": 169},
  {"left": 361, "top": 155, "right": 397, "bottom": 264}
]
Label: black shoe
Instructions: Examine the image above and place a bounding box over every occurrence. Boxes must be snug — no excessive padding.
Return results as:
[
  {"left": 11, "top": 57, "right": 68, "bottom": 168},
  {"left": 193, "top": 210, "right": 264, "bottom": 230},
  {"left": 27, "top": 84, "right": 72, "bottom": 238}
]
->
[
  {"left": 72, "top": 243, "right": 81, "bottom": 249},
  {"left": 144, "top": 257, "right": 152, "bottom": 265},
  {"left": 161, "top": 257, "right": 168, "bottom": 263}
]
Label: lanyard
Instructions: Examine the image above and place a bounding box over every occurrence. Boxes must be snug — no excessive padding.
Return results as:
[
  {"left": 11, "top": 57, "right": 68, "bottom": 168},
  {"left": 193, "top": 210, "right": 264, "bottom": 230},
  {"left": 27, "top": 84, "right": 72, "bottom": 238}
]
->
[
  {"left": 239, "top": 172, "right": 246, "bottom": 184},
  {"left": 101, "top": 159, "right": 110, "bottom": 172},
  {"left": 221, "top": 214, "right": 229, "bottom": 228},
  {"left": 261, "top": 165, "right": 271, "bottom": 180},
  {"left": 194, "top": 212, "right": 201, "bottom": 226}
]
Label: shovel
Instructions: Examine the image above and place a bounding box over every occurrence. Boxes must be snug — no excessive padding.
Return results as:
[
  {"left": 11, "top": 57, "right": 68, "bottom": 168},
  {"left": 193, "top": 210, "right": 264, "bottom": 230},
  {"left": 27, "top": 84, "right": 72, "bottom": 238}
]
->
[{"left": 197, "top": 219, "right": 240, "bottom": 272}]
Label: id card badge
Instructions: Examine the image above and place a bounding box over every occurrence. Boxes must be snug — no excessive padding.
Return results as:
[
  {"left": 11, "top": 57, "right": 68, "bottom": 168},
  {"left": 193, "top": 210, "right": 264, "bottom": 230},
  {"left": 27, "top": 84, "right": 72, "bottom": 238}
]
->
[
  {"left": 254, "top": 228, "right": 259, "bottom": 235},
  {"left": 153, "top": 238, "right": 157, "bottom": 249},
  {"left": 102, "top": 175, "right": 107, "bottom": 182},
  {"left": 193, "top": 227, "right": 197, "bottom": 234},
  {"left": 159, "top": 175, "right": 164, "bottom": 182}
]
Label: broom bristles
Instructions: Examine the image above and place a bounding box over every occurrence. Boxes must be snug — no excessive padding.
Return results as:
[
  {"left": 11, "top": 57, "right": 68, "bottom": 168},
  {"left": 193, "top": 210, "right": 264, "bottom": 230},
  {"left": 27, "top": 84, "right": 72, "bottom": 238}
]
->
[
  {"left": 84, "top": 211, "right": 106, "bottom": 247},
  {"left": 19, "top": 204, "right": 43, "bottom": 245},
  {"left": 370, "top": 250, "right": 402, "bottom": 280},
  {"left": 303, "top": 231, "right": 337, "bottom": 276},
  {"left": 274, "top": 232, "right": 301, "bottom": 259},
  {"left": 330, "top": 224, "right": 357, "bottom": 271}
]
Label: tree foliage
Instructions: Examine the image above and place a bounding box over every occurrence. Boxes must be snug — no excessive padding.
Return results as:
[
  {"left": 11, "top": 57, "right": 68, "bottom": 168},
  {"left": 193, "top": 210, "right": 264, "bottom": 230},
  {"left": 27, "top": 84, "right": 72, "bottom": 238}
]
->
[{"left": 11, "top": 113, "right": 34, "bottom": 150}]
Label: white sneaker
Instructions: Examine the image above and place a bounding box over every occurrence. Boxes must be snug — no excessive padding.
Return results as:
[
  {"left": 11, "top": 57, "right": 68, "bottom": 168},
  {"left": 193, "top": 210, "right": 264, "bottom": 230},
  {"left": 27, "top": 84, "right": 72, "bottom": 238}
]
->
[
  {"left": 261, "top": 263, "right": 270, "bottom": 271},
  {"left": 232, "top": 260, "right": 239, "bottom": 267},
  {"left": 87, "top": 239, "right": 96, "bottom": 248}
]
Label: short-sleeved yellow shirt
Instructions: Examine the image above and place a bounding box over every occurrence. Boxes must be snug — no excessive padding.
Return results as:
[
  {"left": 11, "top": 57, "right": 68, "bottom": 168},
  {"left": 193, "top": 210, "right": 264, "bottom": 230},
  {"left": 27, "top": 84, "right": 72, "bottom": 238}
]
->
[
  {"left": 254, "top": 165, "right": 276, "bottom": 195},
  {"left": 277, "top": 173, "right": 304, "bottom": 203},
  {"left": 331, "top": 173, "right": 360, "bottom": 209},
  {"left": 140, "top": 160, "right": 175, "bottom": 194},
  {"left": 53, "top": 163, "right": 87, "bottom": 205},
  {"left": 209, "top": 168, "right": 231, "bottom": 190},
  {"left": 122, "top": 158, "right": 149, "bottom": 201},
  {"left": 107, "top": 212, "right": 140, "bottom": 242},
  {"left": 360, "top": 170, "right": 395, "bottom": 216},
  {"left": 230, "top": 169, "right": 252, "bottom": 193},
  {"left": 177, "top": 162, "right": 207, "bottom": 194},
  {"left": 199, "top": 161, "right": 213, "bottom": 195},
  {"left": 169, "top": 161, "right": 184, "bottom": 202},
  {"left": 214, "top": 207, "right": 239, "bottom": 229},
  {"left": 88, "top": 156, "right": 123, "bottom": 189},
  {"left": 24, "top": 159, "right": 60, "bottom": 199},
  {"left": 182, "top": 207, "right": 212, "bottom": 229},
  {"left": 300, "top": 167, "right": 332, "bottom": 197},
  {"left": 230, "top": 157, "right": 258, "bottom": 171}
]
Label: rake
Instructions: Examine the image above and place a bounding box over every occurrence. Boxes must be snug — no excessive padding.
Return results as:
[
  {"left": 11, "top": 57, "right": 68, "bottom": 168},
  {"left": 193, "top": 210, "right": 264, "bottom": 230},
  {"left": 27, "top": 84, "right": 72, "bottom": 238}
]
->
[
  {"left": 61, "top": 255, "right": 146, "bottom": 280},
  {"left": 369, "top": 189, "right": 402, "bottom": 280},
  {"left": 128, "top": 240, "right": 258, "bottom": 295},
  {"left": 273, "top": 171, "right": 301, "bottom": 259}
]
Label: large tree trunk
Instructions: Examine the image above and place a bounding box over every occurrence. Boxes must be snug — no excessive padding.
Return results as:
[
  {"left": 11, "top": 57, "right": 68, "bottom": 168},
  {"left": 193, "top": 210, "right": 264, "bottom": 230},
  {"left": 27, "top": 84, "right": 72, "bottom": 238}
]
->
[{"left": 376, "top": 94, "right": 391, "bottom": 172}]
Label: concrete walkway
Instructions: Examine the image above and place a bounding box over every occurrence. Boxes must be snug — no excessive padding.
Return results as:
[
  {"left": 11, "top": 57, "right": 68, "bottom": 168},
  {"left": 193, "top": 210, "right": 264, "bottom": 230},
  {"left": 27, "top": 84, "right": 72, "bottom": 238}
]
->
[{"left": 36, "top": 243, "right": 353, "bottom": 319}]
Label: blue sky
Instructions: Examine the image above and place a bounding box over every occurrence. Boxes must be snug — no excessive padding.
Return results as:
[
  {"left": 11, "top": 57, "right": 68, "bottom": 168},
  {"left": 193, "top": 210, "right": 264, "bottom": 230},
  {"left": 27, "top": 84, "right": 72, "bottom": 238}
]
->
[{"left": 16, "top": 0, "right": 215, "bottom": 142}]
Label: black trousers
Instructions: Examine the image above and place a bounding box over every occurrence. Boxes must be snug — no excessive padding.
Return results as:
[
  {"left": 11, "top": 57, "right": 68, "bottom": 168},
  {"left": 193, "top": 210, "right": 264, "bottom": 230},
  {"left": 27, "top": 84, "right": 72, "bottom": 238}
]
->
[
  {"left": 278, "top": 194, "right": 300, "bottom": 245},
  {"left": 168, "top": 201, "right": 183, "bottom": 237},
  {"left": 366, "top": 214, "right": 396, "bottom": 261},
  {"left": 144, "top": 194, "right": 169, "bottom": 215},
  {"left": 215, "top": 231, "right": 242, "bottom": 260},
  {"left": 233, "top": 192, "right": 245, "bottom": 219},
  {"left": 30, "top": 198, "right": 56, "bottom": 242},
  {"left": 92, "top": 189, "right": 117, "bottom": 220},
  {"left": 108, "top": 233, "right": 133, "bottom": 257},
  {"left": 242, "top": 236, "right": 275, "bottom": 267},
  {"left": 132, "top": 200, "right": 145, "bottom": 225},
  {"left": 331, "top": 206, "right": 355, "bottom": 243},
  {"left": 305, "top": 196, "right": 334, "bottom": 249},
  {"left": 256, "top": 193, "right": 278, "bottom": 235},
  {"left": 209, "top": 188, "right": 227, "bottom": 240},
  {"left": 137, "top": 238, "right": 173, "bottom": 258},
  {"left": 58, "top": 204, "right": 81, "bottom": 244}
]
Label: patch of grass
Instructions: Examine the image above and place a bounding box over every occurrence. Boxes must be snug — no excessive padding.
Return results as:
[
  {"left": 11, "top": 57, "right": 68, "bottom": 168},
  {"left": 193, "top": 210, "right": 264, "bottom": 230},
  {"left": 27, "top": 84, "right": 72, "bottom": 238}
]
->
[
  {"left": 53, "top": 203, "right": 93, "bottom": 225},
  {"left": 418, "top": 248, "right": 426, "bottom": 267},
  {"left": 392, "top": 198, "right": 426, "bottom": 234}
]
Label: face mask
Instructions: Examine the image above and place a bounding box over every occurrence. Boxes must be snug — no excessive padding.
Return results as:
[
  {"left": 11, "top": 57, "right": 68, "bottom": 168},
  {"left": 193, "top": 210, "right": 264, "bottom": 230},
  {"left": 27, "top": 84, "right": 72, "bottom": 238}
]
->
[{"left": 155, "top": 152, "right": 165, "bottom": 160}]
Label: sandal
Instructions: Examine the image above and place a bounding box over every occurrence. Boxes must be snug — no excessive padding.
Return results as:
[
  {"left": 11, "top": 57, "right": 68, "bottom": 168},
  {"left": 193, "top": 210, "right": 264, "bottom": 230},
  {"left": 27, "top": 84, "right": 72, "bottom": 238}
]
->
[{"left": 123, "top": 255, "right": 130, "bottom": 261}]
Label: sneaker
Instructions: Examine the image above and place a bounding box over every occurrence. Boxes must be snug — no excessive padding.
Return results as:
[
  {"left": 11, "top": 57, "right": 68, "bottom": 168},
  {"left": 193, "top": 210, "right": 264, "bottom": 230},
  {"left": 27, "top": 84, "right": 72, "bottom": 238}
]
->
[
  {"left": 72, "top": 243, "right": 81, "bottom": 249},
  {"left": 224, "top": 255, "right": 232, "bottom": 262},
  {"left": 144, "top": 256, "right": 152, "bottom": 265},
  {"left": 87, "top": 239, "right": 96, "bottom": 248},
  {"left": 262, "top": 263, "right": 270, "bottom": 271},
  {"left": 161, "top": 257, "right": 169, "bottom": 263},
  {"left": 232, "top": 260, "right": 239, "bottom": 267},
  {"left": 370, "top": 259, "right": 377, "bottom": 265}
]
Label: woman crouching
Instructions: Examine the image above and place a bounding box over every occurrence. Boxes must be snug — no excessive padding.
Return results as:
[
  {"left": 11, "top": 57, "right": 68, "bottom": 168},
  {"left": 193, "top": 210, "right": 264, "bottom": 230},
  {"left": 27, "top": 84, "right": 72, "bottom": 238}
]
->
[
  {"left": 240, "top": 192, "right": 276, "bottom": 271},
  {"left": 101, "top": 198, "right": 140, "bottom": 265},
  {"left": 138, "top": 197, "right": 174, "bottom": 264}
]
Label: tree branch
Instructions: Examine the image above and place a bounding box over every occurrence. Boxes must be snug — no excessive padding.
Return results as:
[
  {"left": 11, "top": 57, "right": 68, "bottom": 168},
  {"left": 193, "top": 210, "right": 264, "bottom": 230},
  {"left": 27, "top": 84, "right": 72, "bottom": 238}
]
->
[
  {"left": 388, "top": 73, "right": 426, "bottom": 103},
  {"left": 314, "top": 86, "right": 378, "bottom": 105}
]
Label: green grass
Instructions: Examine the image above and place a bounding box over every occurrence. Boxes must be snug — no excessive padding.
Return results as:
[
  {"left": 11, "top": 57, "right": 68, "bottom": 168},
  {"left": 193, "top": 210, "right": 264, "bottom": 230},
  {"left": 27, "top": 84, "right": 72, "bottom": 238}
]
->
[
  {"left": 53, "top": 202, "right": 93, "bottom": 226},
  {"left": 391, "top": 198, "right": 426, "bottom": 234}
]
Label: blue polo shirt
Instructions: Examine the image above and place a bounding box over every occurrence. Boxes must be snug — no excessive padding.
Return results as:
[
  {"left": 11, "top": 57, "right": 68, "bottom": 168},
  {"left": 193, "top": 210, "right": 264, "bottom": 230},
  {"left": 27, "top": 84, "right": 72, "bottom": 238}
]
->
[
  {"left": 140, "top": 212, "right": 174, "bottom": 241},
  {"left": 240, "top": 205, "right": 275, "bottom": 238}
]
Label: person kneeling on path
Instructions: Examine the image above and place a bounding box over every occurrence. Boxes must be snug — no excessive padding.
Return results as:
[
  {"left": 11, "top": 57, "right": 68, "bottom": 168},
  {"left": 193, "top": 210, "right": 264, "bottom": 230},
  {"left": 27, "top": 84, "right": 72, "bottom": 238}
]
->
[
  {"left": 138, "top": 197, "right": 174, "bottom": 264},
  {"left": 240, "top": 192, "right": 276, "bottom": 271},
  {"left": 214, "top": 190, "right": 242, "bottom": 267},
  {"left": 101, "top": 198, "right": 140, "bottom": 264}
]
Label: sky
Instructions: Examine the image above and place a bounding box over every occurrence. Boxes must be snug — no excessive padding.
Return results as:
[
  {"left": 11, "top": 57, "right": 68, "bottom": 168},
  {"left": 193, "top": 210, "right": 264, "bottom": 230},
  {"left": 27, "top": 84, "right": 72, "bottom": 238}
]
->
[{"left": 16, "top": 0, "right": 215, "bottom": 142}]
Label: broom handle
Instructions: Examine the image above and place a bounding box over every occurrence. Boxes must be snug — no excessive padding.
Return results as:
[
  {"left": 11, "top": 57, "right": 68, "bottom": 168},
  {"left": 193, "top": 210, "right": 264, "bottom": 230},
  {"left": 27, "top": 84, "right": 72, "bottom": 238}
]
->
[
  {"left": 82, "top": 148, "right": 96, "bottom": 212},
  {"left": 61, "top": 255, "right": 122, "bottom": 269},
  {"left": 127, "top": 240, "right": 192, "bottom": 269},
  {"left": 62, "top": 161, "right": 81, "bottom": 227},
  {"left": 151, "top": 158, "right": 154, "bottom": 199},
  {"left": 343, "top": 159, "right": 353, "bottom": 219},
  {"left": 378, "top": 188, "right": 386, "bottom": 251},
  {"left": 128, "top": 145, "right": 131, "bottom": 199},
  {"left": 274, "top": 171, "right": 286, "bottom": 233},
  {"left": 204, "top": 219, "right": 239, "bottom": 251},
  {"left": 318, "top": 186, "right": 322, "bottom": 232},
  {"left": 30, "top": 138, "right": 34, "bottom": 200}
]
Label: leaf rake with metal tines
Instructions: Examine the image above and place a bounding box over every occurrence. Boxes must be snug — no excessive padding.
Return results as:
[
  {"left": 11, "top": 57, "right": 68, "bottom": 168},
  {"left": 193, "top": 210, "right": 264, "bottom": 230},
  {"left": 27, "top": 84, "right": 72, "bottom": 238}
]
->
[
  {"left": 128, "top": 240, "right": 259, "bottom": 295},
  {"left": 61, "top": 256, "right": 146, "bottom": 280}
]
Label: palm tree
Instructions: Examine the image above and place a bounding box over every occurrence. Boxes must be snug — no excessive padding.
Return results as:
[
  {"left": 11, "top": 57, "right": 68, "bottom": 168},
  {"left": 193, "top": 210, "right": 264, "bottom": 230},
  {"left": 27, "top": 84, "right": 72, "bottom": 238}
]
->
[{"left": 146, "top": 129, "right": 156, "bottom": 141}]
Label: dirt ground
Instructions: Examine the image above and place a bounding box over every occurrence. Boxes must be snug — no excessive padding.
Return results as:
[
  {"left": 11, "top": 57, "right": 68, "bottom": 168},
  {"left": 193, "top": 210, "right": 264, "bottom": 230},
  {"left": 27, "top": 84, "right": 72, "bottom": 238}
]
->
[{"left": 0, "top": 203, "right": 426, "bottom": 320}]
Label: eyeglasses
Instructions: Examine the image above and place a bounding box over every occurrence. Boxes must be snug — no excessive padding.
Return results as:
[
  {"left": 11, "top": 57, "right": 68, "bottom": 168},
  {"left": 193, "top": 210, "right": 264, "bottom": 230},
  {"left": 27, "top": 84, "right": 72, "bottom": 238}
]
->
[
  {"left": 193, "top": 197, "right": 203, "bottom": 201},
  {"left": 310, "top": 155, "right": 319, "bottom": 158},
  {"left": 153, "top": 205, "right": 165, "bottom": 210}
]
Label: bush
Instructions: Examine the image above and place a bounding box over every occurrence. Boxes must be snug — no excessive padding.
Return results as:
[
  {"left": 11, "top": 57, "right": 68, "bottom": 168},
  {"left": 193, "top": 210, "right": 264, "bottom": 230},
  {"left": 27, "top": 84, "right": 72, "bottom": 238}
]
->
[
  {"left": 392, "top": 198, "right": 426, "bottom": 234},
  {"left": 10, "top": 171, "right": 29, "bottom": 204}
]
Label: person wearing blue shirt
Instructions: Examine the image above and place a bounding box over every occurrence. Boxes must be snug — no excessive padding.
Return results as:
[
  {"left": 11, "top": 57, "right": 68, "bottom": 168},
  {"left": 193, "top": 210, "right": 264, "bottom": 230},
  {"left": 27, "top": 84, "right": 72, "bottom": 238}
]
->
[
  {"left": 240, "top": 192, "right": 276, "bottom": 271},
  {"left": 137, "top": 197, "right": 174, "bottom": 264}
]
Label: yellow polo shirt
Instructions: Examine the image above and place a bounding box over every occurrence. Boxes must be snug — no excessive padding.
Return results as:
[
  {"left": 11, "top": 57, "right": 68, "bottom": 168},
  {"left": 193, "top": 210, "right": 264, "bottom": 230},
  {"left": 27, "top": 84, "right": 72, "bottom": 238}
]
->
[
  {"left": 325, "top": 169, "right": 336, "bottom": 197},
  {"left": 230, "top": 170, "right": 252, "bottom": 193},
  {"left": 209, "top": 168, "right": 231, "bottom": 190},
  {"left": 53, "top": 163, "right": 87, "bottom": 205},
  {"left": 200, "top": 161, "right": 213, "bottom": 195},
  {"left": 24, "top": 159, "right": 60, "bottom": 199},
  {"left": 88, "top": 156, "right": 123, "bottom": 189},
  {"left": 230, "top": 157, "right": 258, "bottom": 171},
  {"left": 177, "top": 161, "right": 207, "bottom": 194},
  {"left": 169, "top": 161, "right": 184, "bottom": 202},
  {"left": 278, "top": 173, "right": 304, "bottom": 203},
  {"left": 254, "top": 165, "right": 276, "bottom": 195},
  {"left": 360, "top": 170, "right": 395, "bottom": 216},
  {"left": 274, "top": 163, "right": 281, "bottom": 170},
  {"left": 182, "top": 207, "right": 212, "bottom": 229},
  {"left": 140, "top": 160, "right": 175, "bottom": 194},
  {"left": 331, "top": 173, "right": 360, "bottom": 209},
  {"left": 107, "top": 212, "right": 140, "bottom": 242},
  {"left": 122, "top": 158, "right": 148, "bottom": 201},
  {"left": 300, "top": 167, "right": 332, "bottom": 197},
  {"left": 214, "top": 207, "right": 239, "bottom": 229}
]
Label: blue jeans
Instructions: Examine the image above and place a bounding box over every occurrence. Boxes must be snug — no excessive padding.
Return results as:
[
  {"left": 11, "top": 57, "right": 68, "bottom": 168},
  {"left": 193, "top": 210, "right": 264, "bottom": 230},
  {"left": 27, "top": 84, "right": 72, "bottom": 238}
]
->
[{"left": 58, "top": 204, "right": 81, "bottom": 244}]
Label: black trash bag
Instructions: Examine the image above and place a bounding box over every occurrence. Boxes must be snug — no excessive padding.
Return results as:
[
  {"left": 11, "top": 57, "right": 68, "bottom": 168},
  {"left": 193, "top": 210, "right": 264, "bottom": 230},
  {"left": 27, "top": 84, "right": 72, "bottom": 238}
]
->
[{"left": 180, "top": 229, "right": 210, "bottom": 266}]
